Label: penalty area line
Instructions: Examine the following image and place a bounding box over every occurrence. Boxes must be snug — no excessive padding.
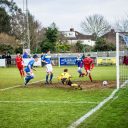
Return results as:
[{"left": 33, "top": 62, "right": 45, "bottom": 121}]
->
[
  {"left": 0, "top": 80, "right": 43, "bottom": 91},
  {"left": 0, "top": 100, "right": 98, "bottom": 104}
]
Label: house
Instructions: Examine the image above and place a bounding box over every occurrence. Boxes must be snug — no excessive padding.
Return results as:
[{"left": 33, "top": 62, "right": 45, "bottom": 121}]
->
[
  {"left": 101, "top": 29, "right": 116, "bottom": 44},
  {"left": 61, "top": 28, "right": 95, "bottom": 46},
  {"left": 101, "top": 29, "right": 128, "bottom": 44}
]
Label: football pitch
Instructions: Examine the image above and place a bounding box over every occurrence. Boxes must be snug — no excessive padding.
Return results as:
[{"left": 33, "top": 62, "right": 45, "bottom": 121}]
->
[{"left": 1, "top": 65, "right": 126, "bottom": 128}]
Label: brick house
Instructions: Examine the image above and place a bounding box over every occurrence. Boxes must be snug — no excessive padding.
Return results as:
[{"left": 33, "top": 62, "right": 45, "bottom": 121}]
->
[{"left": 101, "top": 29, "right": 128, "bottom": 44}]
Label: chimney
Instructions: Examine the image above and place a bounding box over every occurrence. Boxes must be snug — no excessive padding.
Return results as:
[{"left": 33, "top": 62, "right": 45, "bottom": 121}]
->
[
  {"left": 111, "top": 29, "right": 115, "bottom": 33},
  {"left": 70, "top": 28, "right": 74, "bottom": 31}
]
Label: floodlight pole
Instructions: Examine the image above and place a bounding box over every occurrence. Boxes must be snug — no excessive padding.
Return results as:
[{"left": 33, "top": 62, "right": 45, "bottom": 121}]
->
[
  {"left": 116, "top": 32, "right": 120, "bottom": 89},
  {"left": 26, "top": 0, "right": 30, "bottom": 53},
  {"left": 22, "top": 0, "right": 30, "bottom": 54}
]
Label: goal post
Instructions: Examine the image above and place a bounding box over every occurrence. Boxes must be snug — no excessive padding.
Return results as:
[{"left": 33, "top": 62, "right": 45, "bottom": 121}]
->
[
  {"left": 116, "top": 32, "right": 128, "bottom": 89},
  {"left": 116, "top": 32, "right": 120, "bottom": 89}
]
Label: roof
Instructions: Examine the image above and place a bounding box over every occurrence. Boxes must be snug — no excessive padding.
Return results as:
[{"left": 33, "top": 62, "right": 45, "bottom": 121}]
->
[
  {"left": 101, "top": 29, "right": 128, "bottom": 38},
  {"left": 60, "top": 30, "right": 94, "bottom": 40}
]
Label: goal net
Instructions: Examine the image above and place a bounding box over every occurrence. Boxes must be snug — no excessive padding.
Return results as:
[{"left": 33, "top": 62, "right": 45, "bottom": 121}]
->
[{"left": 116, "top": 33, "right": 128, "bottom": 88}]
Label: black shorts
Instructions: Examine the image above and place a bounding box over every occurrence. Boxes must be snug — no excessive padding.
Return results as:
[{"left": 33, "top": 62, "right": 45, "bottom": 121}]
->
[{"left": 61, "top": 78, "right": 72, "bottom": 86}]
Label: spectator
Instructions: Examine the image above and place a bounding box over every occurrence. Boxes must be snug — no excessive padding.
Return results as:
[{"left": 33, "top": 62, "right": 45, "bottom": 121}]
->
[
  {"left": 6, "top": 53, "right": 11, "bottom": 67},
  {"left": 23, "top": 52, "right": 29, "bottom": 58},
  {"left": 2, "top": 53, "right": 6, "bottom": 59}
]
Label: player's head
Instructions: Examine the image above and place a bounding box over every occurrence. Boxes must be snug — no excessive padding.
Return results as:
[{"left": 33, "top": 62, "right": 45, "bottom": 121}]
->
[
  {"left": 64, "top": 69, "right": 68, "bottom": 72},
  {"left": 77, "top": 54, "right": 81, "bottom": 58},
  {"left": 41, "top": 50, "right": 45, "bottom": 54},
  {"left": 33, "top": 54, "right": 38, "bottom": 62},
  {"left": 16, "top": 52, "right": 20, "bottom": 56},
  {"left": 47, "top": 50, "right": 50, "bottom": 54}
]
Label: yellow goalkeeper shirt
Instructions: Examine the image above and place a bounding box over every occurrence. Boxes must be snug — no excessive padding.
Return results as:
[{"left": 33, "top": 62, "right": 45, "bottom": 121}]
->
[{"left": 60, "top": 72, "right": 71, "bottom": 79}]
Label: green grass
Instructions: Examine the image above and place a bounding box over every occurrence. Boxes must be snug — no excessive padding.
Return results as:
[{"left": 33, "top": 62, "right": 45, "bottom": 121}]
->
[
  {"left": 0, "top": 66, "right": 121, "bottom": 128},
  {"left": 78, "top": 87, "right": 128, "bottom": 128},
  {"left": 0, "top": 66, "right": 116, "bottom": 89}
]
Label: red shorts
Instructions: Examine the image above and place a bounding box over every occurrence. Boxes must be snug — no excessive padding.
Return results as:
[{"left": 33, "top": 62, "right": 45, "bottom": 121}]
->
[
  {"left": 84, "top": 66, "right": 91, "bottom": 71},
  {"left": 17, "top": 65, "right": 24, "bottom": 70}
]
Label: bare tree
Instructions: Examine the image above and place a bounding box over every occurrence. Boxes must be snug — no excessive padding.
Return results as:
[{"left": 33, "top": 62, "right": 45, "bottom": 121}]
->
[
  {"left": 115, "top": 19, "right": 128, "bottom": 32},
  {"left": 81, "top": 14, "right": 111, "bottom": 37}
]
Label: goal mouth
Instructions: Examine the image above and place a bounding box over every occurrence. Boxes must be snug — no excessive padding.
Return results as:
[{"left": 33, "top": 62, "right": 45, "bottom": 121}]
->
[
  {"left": 19, "top": 80, "right": 116, "bottom": 90},
  {"left": 116, "top": 33, "right": 128, "bottom": 89}
]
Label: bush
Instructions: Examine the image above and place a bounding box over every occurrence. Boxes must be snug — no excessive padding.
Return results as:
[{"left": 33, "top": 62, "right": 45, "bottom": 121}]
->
[
  {"left": 94, "top": 37, "right": 116, "bottom": 51},
  {"left": 0, "top": 44, "right": 14, "bottom": 54}
]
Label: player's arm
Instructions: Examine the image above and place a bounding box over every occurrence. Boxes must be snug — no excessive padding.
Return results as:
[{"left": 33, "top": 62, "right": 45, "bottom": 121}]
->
[
  {"left": 28, "top": 61, "right": 35, "bottom": 73},
  {"left": 41, "top": 55, "right": 48, "bottom": 64},
  {"left": 28, "top": 64, "right": 33, "bottom": 73},
  {"left": 90, "top": 60, "right": 94, "bottom": 69},
  {"left": 51, "top": 59, "right": 55, "bottom": 66},
  {"left": 31, "top": 67, "right": 36, "bottom": 71},
  {"left": 41, "top": 59, "right": 47, "bottom": 64}
]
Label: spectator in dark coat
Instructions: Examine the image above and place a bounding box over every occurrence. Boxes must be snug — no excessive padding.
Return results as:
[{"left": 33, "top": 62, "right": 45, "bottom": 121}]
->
[{"left": 6, "top": 53, "right": 11, "bottom": 66}]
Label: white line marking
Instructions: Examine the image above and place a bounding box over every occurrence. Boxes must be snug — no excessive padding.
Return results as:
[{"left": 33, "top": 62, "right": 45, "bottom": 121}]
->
[
  {"left": 0, "top": 100, "right": 98, "bottom": 104},
  {"left": 68, "top": 89, "right": 119, "bottom": 128},
  {"left": 120, "top": 80, "right": 128, "bottom": 88},
  {"left": 0, "top": 80, "right": 43, "bottom": 91}
]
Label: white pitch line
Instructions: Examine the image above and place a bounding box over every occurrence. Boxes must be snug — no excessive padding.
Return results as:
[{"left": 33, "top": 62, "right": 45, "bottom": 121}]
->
[
  {"left": 0, "top": 100, "right": 98, "bottom": 104},
  {"left": 0, "top": 80, "right": 43, "bottom": 91},
  {"left": 68, "top": 88, "right": 119, "bottom": 128}
]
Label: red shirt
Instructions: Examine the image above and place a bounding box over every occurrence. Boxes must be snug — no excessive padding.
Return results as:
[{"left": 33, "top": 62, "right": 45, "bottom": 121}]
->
[
  {"left": 83, "top": 57, "right": 94, "bottom": 70},
  {"left": 123, "top": 56, "right": 128, "bottom": 65},
  {"left": 15, "top": 56, "right": 24, "bottom": 68}
]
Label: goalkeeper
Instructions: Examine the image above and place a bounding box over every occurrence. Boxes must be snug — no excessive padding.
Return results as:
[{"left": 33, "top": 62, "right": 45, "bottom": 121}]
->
[{"left": 58, "top": 69, "right": 82, "bottom": 90}]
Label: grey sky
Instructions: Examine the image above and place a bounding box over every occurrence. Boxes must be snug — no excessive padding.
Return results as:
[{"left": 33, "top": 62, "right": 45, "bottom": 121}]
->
[{"left": 15, "top": 0, "right": 128, "bottom": 32}]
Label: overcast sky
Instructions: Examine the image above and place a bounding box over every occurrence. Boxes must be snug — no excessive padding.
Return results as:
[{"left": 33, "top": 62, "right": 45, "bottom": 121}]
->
[{"left": 15, "top": 0, "right": 128, "bottom": 32}]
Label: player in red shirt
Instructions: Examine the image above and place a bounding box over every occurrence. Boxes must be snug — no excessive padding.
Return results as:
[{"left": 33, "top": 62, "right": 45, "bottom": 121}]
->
[
  {"left": 83, "top": 54, "right": 94, "bottom": 82},
  {"left": 15, "top": 53, "right": 24, "bottom": 77}
]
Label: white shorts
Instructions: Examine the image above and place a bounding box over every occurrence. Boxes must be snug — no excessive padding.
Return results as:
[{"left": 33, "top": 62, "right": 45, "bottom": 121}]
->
[
  {"left": 46, "top": 64, "right": 53, "bottom": 73},
  {"left": 78, "top": 67, "right": 82, "bottom": 71},
  {"left": 26, "top": 72, "right": 35, "bottom": 77}
]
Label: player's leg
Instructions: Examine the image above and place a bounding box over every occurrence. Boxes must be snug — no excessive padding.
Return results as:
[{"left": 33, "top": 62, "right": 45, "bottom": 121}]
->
[
  {"left": 61, "top": 78, "right": 67, "bottom": 84},
  {"left": 77, "top": 67, "right": 82, "bottom": 77},
  {"left": 66, "top": 79, "right": 73, "bottom": 86},
  {"left": 45, "top": 72, "right": 49, "bottom": 84},
  {"left": 49, "top": 72, "right": 53, "bottom": 84},
  {"left": 21, "top": 66, "right": 25, "bottom": 77},
  {"left": 49, "top": 64, "right": 53, "bottom": 83},
  {"left": 24, "top": 72, "right": 34, "bottom": 85},
  {"left": 18, "top": 67, "right": 23, "bottom": 77},
  {"left": 87, "top": 70, "right": 92, "bottom": 82},
  {"left": 45, "top": 64, "right": 50, "bottom": 84},
  {"left": 71, "top": 83, "right": 82, "bottom": 90}
]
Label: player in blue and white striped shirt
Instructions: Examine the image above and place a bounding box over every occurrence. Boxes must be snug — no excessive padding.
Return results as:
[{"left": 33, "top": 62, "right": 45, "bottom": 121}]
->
[
  {"left": 41, "top": 50, "right": 54, "bottom": 84},
  {"left": 24, "top": 54, "right": 38, "bottom": 85}
]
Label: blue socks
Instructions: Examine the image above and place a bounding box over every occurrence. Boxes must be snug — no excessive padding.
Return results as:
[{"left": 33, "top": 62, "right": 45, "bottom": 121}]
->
[
  {"left": 50, "top": 73, "right": 53, "bottom": 81},
  {"left": 46, "top": 74, "right": 49, "bottom": 82},
  {"left": 25, "top": 75, "right": 34, "bottom": 84},
  {"left": 46, "top": 73, "right": 53, "bottom": 83}
]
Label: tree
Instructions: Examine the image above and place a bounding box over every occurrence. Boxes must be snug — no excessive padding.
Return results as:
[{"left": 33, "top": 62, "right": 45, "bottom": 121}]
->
[
  {"left": 75, "top": 41, "right": 84, "bottom": 52},
  {"left": 40, "top": 23, "right": 59, "bottom": 52},
  {"left": 0, "top": 7, "right": 11, "bottom": 33},
  {"left": 115, "top": 19, "right": 128, "bottom": 32},
  {"left": 74, "top": 41, "right": 93, "bottom": 53},
  {"left": 81, "top": 14, "right": 111, "bottom": 38},
  {"left": 94, "top": 37, "right": 116, "bottom": 51}
]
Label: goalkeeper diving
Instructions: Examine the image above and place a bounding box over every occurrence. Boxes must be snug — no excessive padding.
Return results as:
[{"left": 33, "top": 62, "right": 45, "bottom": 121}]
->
[{"left": 57, "top": 69, "right": 82, "bottom": 90}]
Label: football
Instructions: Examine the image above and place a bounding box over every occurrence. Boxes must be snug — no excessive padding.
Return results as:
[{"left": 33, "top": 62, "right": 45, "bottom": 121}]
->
[{"left": 103, "top": 81, "right": 108, "bottom": 86}]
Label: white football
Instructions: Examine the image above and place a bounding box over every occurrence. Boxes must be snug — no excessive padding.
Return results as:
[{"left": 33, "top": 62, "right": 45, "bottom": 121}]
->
[{"left": 103, "top": 81, "right": 108, "bottom": 86}]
